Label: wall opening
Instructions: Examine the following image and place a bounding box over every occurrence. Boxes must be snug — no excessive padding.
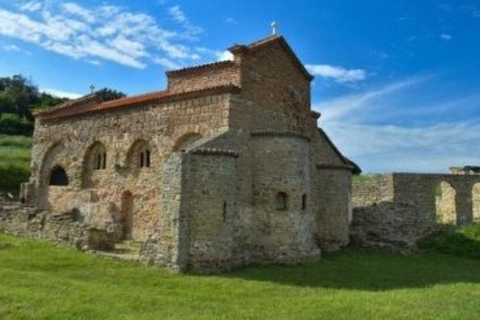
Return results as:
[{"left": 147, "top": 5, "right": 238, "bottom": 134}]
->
[
  {"left": 49, "top": 165, "right": 69, "bottom": 186},
  {"left": 275, "top": 192, "right": 288, "bottom": 210},
  {"left": 120, "top": 191, "right": 134, "bottom": 240},
  {"left": 302, "top": 194, "right": 307, "bottom": 210},
  {"left": 223, "top": 201, "right": 227, "bottom": 222},
  {"left": 95, "top": 152, "right": 107, "bottom": 170},
  {"left": 126, "top": 139, "right": 151, "bottom": 169},
  {"left": 435, "top": 181, "right": 457, "bottom": 224},
  {"left": 472, "top": 183, "right": 480, "bottom": 222},
  {"left": 82, "top": 141, "right": 108, "bottom": 188}
]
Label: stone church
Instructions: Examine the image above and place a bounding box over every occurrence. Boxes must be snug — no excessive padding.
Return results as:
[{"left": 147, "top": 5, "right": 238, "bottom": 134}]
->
[{"left": 20, "top": 35, "right": 352, "bottom": 273}]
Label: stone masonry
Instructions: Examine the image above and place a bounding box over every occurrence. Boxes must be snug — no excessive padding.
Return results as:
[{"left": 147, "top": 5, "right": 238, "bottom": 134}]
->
[
  {"left": 351, "top": 169, "right": 480, "bottom": 252},
  {"left": 16, "top": 35, "right": 353, "bottom": 273}
]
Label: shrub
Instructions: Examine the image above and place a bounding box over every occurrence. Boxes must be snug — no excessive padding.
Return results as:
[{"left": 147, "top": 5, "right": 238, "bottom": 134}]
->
[{"left": 0, "top": 113, "right": 34, "bottom": 136}]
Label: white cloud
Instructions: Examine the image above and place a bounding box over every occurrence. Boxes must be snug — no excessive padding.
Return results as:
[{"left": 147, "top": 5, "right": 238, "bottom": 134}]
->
[
  {"left": 169, "top": 5, "right": 187, "bottom": 24},
  {"left": 2, "top": 44, "right": 21, "bottom": 52},
  {"left": 152, "top": 57, "right": 182, "bottom": 69},
  {"left": 61, "top": 3, "right": 95, "bottom": 23},
  {"left": 0, "top": 2, "right": 209, "bottom": 69},
  {"left": 41, "top": 88, "right": 82, "bottom": 99},
  {"left": 216, "top": 50, "right": 234, "bottom": 61},
  {"left": 168, "top": 5, "right": 202, "bottom": 40},
  {"left": 314, "top": 77, "right": 423, "bottom": 122},
  {"left": 225, "top": 17, "right": 238, "bottom": 25},
  {"left": 306, "top": 64, "right": 367, "bottom": 83},
  {"left": 440, "top": 33, "right": 453, "bottom": 40},
  {"left": 19, "top": 1, "right": 42, "bottom": 12},
  {"left": 315, "top": 77, "right": 480, "bottom": 173}
]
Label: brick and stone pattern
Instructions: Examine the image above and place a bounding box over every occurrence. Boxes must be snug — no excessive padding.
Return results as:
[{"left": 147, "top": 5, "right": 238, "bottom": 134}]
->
[
  {"left": 18, "top": 35, "right": 353, "bottom": 273},
  {"left": 351, "top": 173, "right": 480, "bottom": 252}
]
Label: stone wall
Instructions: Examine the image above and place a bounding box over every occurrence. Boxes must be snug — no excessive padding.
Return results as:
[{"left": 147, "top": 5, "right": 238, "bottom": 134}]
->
[
  {"left": 167, "top": 62, "right": 241, "bottom": 94},
  {"left": 250, "top": 134, "right": 320, "bottom": 264},
  {"left": 0, "top": 203, "right": 115, "bottom": 251},
  {"left": 27, "top": 93, "right": 232, "bottom": 246},
  {"left": 20, "top": 36, "right": 353, "bottom": 273},
  {"left": 351, "top": 173, "right": 480, "bottom": 252}
]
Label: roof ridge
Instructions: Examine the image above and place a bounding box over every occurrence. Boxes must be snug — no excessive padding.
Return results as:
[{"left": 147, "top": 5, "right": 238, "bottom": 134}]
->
[
  {"left": 166, "top": 60, "right": 235, "bottom": 77},
  {"left": 35, "top": 94, "right": 97, "bottom": 116},
  {"left": 38, "top": 84, "right": 241, "bottom": 121}
]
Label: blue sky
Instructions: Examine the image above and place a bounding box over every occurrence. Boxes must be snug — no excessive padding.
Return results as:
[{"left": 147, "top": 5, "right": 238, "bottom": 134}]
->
[{"left": 1, "top": 0, "right": 480, "bottom": 173}]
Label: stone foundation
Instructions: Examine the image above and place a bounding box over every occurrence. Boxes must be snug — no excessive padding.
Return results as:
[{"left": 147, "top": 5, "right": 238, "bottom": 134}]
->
[{"left": 0, "top": 203, "right": 116, "bottom": 251}]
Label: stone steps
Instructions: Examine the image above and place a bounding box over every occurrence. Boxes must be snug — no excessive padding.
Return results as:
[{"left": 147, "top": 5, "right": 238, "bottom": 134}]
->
[{"left": 94, "top": 240, "right": 143, "bottom": 262}]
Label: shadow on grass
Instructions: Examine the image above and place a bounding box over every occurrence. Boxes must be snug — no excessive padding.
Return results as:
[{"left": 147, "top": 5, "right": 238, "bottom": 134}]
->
[{"left": 220, "top": 230, "right": 480, "bottom": 291}]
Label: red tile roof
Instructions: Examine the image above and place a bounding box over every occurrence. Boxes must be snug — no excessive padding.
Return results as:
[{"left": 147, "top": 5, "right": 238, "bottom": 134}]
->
[{"left": 37, "top": 85, "right": 241, "bottom": 121}]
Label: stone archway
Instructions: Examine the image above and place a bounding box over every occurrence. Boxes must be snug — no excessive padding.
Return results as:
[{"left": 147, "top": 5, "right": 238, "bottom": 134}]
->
[
  {"left": 434, "top": 181, "right": 457, "bottom": 224},
  {"left": 171, "top": 133, "right": 202, "bottom": 152},
  {"left": 120, "top": 191, "right": 134, "bottom": 240},
  {"left": 472, "top": 183, "right": 480, "bottom": 222}
]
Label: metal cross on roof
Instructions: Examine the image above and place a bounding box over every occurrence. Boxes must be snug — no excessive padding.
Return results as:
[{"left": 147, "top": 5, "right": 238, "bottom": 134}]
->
[{"left": 271, "top": 21, "right": 278, "bottom": 36}]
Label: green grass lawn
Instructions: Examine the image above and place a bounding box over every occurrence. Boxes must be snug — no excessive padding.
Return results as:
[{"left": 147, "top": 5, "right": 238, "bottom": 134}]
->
[
  {"left": 0, "top": 135, "right": 31, "bottom": 197},
  {"left": 2, "top": 232, "right": 480, "bottom": 320}
]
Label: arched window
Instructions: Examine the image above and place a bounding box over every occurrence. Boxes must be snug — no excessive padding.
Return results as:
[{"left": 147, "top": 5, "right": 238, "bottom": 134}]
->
[
  {"left": 126, "top": 140, "right": 151, "bottom": 169},
  {"left": 139, "top": 148, "right": 151, "bottom": 168},
  {"left": 49, "top": 166, "right": 69, "bottom": 186},
  {"left": 302, "top": 194, "right": 307, "bottom": 210},
  {"left": 96, "top": 152, "right": 107, "bottom": 170},
  {"left": 275, "top": 192, "right": 288, "bottom": 210}
]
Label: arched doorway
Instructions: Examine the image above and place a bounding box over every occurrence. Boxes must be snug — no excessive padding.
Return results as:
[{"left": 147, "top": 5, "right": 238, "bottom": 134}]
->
[
  {"left": 49, "top": 165, "right": 69, "bottom": 186},
  {"left": 472, "top": 183, "right": 480, "bottom": 222},
  {"left": 435, "top": 181, "right": 457, "bottom": 224},
  {"left": 120, "top": 191, "right": 134, "bottom": 240}
]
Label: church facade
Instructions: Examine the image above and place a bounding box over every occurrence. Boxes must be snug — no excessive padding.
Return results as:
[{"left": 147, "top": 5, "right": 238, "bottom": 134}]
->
[{"left": 21, "top": 36, "right": 352, "bottom": 272}]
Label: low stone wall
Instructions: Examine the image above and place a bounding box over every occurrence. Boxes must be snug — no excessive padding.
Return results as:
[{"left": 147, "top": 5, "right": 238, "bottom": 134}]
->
[
  {"left": 0, "top": 202, "right": 116, "bottom": 251},
  {"left": 350, "top": 202, "right": 422, "bottom": 253},
  {"left": 351, "top": 175, "right": 430, "bottom": 252}
]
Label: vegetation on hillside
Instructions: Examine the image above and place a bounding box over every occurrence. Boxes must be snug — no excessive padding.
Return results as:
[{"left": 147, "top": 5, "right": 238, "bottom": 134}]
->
[
  {"left": 2, "top": 232, "right": 480, "bottom": 319},
  {"left": 0, "top": 135, "right": 31, "bottom": 196},
  {"left": 0, "top": 75, "right": 126, "bottom": 137}
]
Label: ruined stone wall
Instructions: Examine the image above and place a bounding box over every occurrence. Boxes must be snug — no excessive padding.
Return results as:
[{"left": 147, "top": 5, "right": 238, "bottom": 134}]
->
[
  {"left": 351, "top": 173, "right": 480, "bottom": 252},
  {"left": 0, "top": 204, "right": 115, "bottom": 251},
  {"left": 167, "top": 63, "right": 241, "bottom": 94},
  {"left": 351, "top": 174, "right": 425, "bottom": 252},
  {"left": 352, "top": 175, "right": 394, "bottom": 207},
  {"left": 27, "top": 93, "right": 232, "bottom": 247}
]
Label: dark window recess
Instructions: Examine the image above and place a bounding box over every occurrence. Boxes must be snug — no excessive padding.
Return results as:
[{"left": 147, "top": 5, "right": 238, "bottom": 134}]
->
[
  {"left": 302, "top": 194, "right": 307, "bottom": 210},
  {"left": 102, "top": 153, "right": 107, "bottom": 169},
  {"left": 275, "top": 192, "right": 288, "bottom": 210},
  {"left": 95, "top": 153, "right": 107, "bottom": 170},
  {"left": 146, "top": 150, "right": 151, "bottom": 167},
  {"left": 49, "top": 166, "right": 69, "bottom": 186},
  {"left": 223, "top": 201, "right": 227, "bottom": 222},
  {"left": 139, "top": 149, "right": 151, "bottom": 168}
]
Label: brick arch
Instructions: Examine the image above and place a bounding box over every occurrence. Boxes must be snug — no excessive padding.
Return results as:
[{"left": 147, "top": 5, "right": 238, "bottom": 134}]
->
[
  {"left": 171, "top": 132, "right": 203, "bottom": 152},
  {"left": 39, "top": 142, "right": 68, "bottom": 188},
  {"left": 434, "top": 180, "right": 457, "bottom": 224},
  {"left": 472, "top": 183, "right": 480, "bottom": 222},
  {"left": 82, "top": 141, "right": 108, "bottom": 188}
]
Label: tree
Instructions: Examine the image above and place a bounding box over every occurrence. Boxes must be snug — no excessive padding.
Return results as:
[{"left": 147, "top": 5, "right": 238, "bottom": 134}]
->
[{"left": 95, "top": 88, "right": 126, "bottom": 102}]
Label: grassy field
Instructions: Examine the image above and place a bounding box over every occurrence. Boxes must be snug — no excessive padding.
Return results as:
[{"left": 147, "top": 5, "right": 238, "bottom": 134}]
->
[
  {"left": 2, "top": 230, "right": 480, "bottom": 320},
  {"left": 0, "top": 135, "right": 31, "bottom": 197}
]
